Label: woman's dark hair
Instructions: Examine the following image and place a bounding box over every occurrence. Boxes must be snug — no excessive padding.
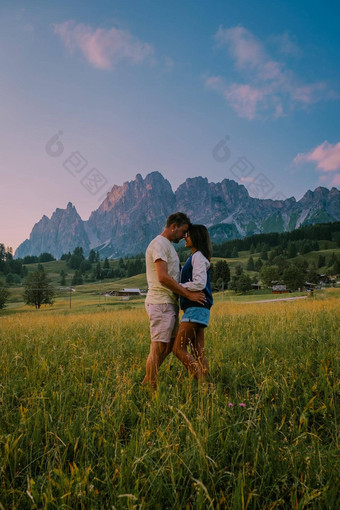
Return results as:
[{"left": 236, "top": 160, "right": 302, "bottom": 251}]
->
[{"left": 189, "top": 224, "right": 212, "bottom": 261}]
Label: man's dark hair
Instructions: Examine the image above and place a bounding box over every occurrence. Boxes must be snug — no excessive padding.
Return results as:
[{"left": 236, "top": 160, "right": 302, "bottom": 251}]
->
[
  {"left": 166, "top": 212, "right": 191, "bottom": 228},
  {"left": 189, "top": 224, "right": 213, "bottom": 261}
]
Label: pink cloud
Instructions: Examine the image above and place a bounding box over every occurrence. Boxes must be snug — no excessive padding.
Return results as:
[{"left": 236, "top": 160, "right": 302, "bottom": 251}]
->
[
  {"left": 205, "top": 76, "right": 283, "bottom": 120},
  {"left": 205, "top": 76, "right": 223, "bottom": 90},
  {"left": 214, "top": 26, "right": 265, "bottom": 69},
  {"left": 294, "top": 141, "right": 340, "bottom": 172},
  {"left": 291, "top": 83, "right": 327, "bottom": 105},
  {"left": 270, "top": 32, "right": 302, "bottom": 58},
  {"left": 261, "top": 60, "right": 285, "bottom": 81},
  {"left": 209, "top": 26, "right": 334, "bottom": 120},
  {"left": 205, "top": 77, "right": 263, "bottom": 119},
  {"left": 53, "top": 21, "right": 154, "bottom": 70},
  {"left": 223, "top": 83, "right": 265, "bottom": 120}
]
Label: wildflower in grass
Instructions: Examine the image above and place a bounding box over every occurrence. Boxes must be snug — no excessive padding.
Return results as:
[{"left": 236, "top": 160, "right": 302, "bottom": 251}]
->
[
  {"left": 228, "top": 403, "right": 233, "bottom": 407},
  {"left": 239, "top": 403, "right": 246, "bottom": 407}
]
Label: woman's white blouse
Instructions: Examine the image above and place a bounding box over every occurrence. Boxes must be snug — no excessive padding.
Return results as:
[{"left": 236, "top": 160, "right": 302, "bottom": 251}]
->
[{"left": 180, "top": 251, "right": 210, "bottom": 291}]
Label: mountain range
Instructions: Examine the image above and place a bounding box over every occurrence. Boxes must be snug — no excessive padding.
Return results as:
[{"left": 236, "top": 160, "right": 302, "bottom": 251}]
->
[{"left": 15, "top": 172, "right": 340, "bottom": 259}]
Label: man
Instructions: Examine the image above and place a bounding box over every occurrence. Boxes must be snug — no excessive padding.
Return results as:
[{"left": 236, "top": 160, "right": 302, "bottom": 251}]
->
[{"left": 143, "top": 212, "right": 206, "bottom": 389}]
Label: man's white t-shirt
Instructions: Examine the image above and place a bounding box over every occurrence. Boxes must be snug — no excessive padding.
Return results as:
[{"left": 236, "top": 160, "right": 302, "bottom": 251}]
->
[{"left": 145, "top": 235, "right": 180, "bottom": 305}]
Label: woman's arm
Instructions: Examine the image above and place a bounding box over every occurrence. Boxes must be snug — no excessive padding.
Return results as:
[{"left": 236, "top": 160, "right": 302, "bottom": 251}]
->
[
  {"left": 181, "top": 252, "right": 210, "bottom": 291},
  {"left": 155, "top": 260, "right": 206, "bottom": 304}
]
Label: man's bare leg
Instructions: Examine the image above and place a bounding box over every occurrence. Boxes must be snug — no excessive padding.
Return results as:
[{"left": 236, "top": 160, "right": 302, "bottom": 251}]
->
[{"left": 142, "top": 340, "right": 173, "bottom": 389}]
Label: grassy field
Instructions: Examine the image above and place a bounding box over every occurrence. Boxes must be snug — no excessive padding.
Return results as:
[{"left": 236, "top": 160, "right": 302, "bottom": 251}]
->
[
  {"left": 7, "top": 243, "right": 340, "bottom": 287},
  {"left": 0, "top": 290, "right": 339, "bottom": 509},
  {"left": 0, "top": 255, "right": 320, "bottom": 314},
  {"left": 3, "top": 259, "right": 313, "bottom": 316}
]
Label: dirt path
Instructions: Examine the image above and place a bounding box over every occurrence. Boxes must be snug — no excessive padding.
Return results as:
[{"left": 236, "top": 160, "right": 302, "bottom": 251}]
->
[{"left": 245, "top": 296, "right": 308, "bottom": 304}]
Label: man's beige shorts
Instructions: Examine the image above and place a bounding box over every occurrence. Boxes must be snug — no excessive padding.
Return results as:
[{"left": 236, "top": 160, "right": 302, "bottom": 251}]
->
[{"left": 145, "top": 302, "right": 179, "bottom": 343}]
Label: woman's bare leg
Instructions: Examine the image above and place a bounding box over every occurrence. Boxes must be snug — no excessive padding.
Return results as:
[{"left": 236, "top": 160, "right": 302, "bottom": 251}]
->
[
  {"left": 191, "top": 327, "right": 209, "bottom": 377},
  {"left": 173, "top": 322, "right": 205, "bottom": 381}
]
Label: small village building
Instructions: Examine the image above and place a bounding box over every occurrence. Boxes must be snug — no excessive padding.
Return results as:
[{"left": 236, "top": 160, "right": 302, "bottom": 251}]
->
[
  {"left": 304, "top": 282, "right": 317, "bottom": 291},
  {"left": 108, "top": 288, "right": 143, "bottom": 297},
  {"left": 272, "top": 284, "right": 291, "bottom": 294},
  {"left": 251, "top": 283, "right": 261, "bottom": 290},
  {"left": 318, "top": 274, "right": 332, "bottom": 285}
]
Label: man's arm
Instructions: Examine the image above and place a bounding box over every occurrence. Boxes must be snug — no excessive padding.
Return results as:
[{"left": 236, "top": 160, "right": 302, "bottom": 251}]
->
[{"left": 155, "top": 259, "right": 206, "bottom": 305}]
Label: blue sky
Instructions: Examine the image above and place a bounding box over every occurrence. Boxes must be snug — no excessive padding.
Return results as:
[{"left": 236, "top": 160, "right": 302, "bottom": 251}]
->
[{"left": 1, "top": 0, "right": 339, "bottom": 252}]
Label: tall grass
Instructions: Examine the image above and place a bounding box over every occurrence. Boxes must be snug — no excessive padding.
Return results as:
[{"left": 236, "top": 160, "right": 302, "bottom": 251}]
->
[{"left": 0, "top": 295, "right": 339, "bottom": 509}]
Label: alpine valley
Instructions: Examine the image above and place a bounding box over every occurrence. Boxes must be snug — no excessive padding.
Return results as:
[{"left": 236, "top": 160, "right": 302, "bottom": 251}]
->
[{"left": 15, "top": 172, "right": 340, "bottom": 259}]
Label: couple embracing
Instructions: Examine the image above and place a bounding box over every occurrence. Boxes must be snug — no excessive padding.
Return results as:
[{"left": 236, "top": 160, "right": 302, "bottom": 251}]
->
[{"left": 142, "top": 212, "right": 213, "bottom": 389}]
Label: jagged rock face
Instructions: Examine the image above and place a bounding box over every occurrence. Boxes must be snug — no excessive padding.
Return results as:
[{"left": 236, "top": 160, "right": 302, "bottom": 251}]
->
[
  {"left": 15, "top": 203, "right": 90, "bottom": 259},
  {"left": 86, "top": 172, "right": 176, "bottom": 256},
  {"left": 175, "top": 177, "right": 250, "bottom": 225},
  {"left": 297, "top": 187, "right": 340, "bottom": 225},
  {"left": 15, "top": 173, "right": 340, "bottom": 259}
]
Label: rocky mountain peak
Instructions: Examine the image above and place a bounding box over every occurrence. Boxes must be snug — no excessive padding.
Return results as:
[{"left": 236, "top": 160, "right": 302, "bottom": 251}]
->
[
  {"left": 300, "top": 186, "right": 331, "bottom": 204},
  {"left": 15, "top": 172, "right": 340, "bottom": 259},
  {"left": 15, "top": 203, "right": 89, "bottom": 259}
]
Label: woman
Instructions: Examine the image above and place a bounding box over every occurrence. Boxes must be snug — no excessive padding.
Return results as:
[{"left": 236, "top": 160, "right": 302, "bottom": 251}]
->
[{"left": 173, "top": 224, "right": 213, "bottom": 381}]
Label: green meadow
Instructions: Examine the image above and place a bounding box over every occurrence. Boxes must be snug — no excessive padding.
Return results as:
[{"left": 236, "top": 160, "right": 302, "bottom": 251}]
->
[
  {"left": 0, "top": 290, "right": 339, "bottom": 509},
  {"left": 6, "top": 242, "right": 340, "bottom": 313}
]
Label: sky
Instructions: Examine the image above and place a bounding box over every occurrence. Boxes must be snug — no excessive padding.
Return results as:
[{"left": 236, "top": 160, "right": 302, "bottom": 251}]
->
[{"left": 1, "top": 0, "right": 339, "bottom": 253}]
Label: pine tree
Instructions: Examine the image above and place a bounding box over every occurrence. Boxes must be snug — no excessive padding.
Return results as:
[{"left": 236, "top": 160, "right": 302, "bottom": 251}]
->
[
  {"left": 235, "top": 264, "right": 243, "bottom": 276},
  {"left": 60, "top": 270, "right": 66, "bottom": 286},
  {"left": 214, "top": 260, "right": 231, "bottom": 285},
  {"left": 236, "top": 273, "right": 252, "bottom": 293},
  {"left": 317, "top": 254, "right": 326, "bottom": 269},
  {"left": 246, "top": 256, "right": 255, "bottom": 271},
  {"left": 282, "top": 265, "right": 306, "bottom": 291},
  {"left": 88, "top": 249, "right": 96, "bottom": 263},
  {"left": 68, "top": 247, "right": 85, "bottom": 270},
  {"left": 332, "top": 255, "right": 340, "bottom": 275},
  {"left": 260, "top": 265, "right": 279, "bottom": 287},
  {"left": 287, "top": 242, "right": 297, "bottom": 258},
  {"left": 328, "top": 252, "right": 337, "bottom": 267},
  {"left": 306, "top": 263, "right": 319, "bottom": 284},
  {"left": 72, "top": 270, "right": 83, "bottom": 285},
  {"left": 24, "top": 267, "right": 55, "bottom": 309},
  {"left": 231, "top": 247, "right": 238, "bottom": 258},
  {"left": 0, "top": 286, "right": 10, "bottom": 310},
  {"left": 96, "top": 262, "right": 103, "bottom": 280}
]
